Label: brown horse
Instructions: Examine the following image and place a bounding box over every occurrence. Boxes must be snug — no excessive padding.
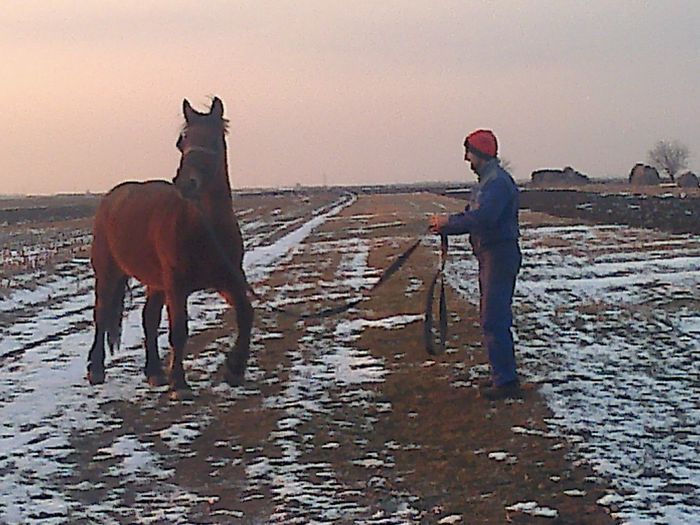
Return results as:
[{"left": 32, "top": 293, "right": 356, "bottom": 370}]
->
[{"left": 87, "top": 97, "right": 254, "bottom": 400}]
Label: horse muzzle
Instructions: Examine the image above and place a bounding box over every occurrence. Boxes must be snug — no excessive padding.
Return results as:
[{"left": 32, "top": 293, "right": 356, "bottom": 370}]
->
[{"left": 173, "top": 170, "right": 202, "bottom": 199}]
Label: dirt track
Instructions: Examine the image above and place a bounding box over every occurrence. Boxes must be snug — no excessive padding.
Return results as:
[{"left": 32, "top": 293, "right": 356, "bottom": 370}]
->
[
  {"left": 1, "top": 189, "right": 698, "bottom": 523},
  {"left": 122, "top": 192, "right": 614, "bottom": 524}
]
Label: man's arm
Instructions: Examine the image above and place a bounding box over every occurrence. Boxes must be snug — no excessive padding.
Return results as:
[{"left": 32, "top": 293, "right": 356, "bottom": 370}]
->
[{"left": 440, "top": 178, "right": 511, "bottom": 234}]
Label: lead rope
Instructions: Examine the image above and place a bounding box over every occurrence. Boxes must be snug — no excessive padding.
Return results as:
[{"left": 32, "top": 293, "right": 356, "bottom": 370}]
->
[
  {"left": 200, "top": 204, "right": 448, "bottom": 353},
  {"left": 272, "top": 234, "right": 424, "bottom": 319},
  {"left": 199, "top": 207, "right": 426, "bottom": 320},
  {"left": 424, "top": 234, "right": 449, "bottom": 355}
]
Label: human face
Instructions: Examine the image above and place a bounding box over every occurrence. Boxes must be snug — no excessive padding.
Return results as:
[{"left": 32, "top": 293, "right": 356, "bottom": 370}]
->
[{"left": 464, "top": 146, "right": 484, "bottom": 175}]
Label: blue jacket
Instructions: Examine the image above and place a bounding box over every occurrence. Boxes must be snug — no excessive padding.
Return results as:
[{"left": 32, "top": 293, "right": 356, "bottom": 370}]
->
[{"left": 441, "top": 158, "right": 520, "bottom": 254}]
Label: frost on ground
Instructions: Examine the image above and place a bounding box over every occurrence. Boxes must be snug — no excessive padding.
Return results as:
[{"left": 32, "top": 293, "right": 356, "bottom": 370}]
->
[
  {"left": 505, "top": 500, "right": 559, "bottom": 518},
  {"left": 0, "top": 192, "right": 427, "bottom": 524},
  {"left": 448, "top": 223, "right": 700, "bottom": 524},
  {"left": 0, "top": 191, "right": 699, "bottom": 524}
]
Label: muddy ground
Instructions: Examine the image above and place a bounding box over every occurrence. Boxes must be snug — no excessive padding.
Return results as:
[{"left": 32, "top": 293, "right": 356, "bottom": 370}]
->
[
  {"left": 1, "top": 187, "right": 698, "bottom": 524},
  {"left": 80, "top": 193, "right": 613, "bottom": 524}
]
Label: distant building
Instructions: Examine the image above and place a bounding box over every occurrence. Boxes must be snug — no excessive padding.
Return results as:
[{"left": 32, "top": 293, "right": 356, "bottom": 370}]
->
[
  {"left": 628, "top": 163, "right": 661, "bottom": 186},
  {"left": 530, "top": 166, "right": 590, "bottom": 187},
  {"left": 676, "top": 171, "right": 699, "bottom": 188}
]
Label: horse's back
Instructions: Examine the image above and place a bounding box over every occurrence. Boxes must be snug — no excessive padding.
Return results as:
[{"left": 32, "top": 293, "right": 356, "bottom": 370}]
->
[
  {"left": 101, "top": 180, "right": 180, "bottom": 210},
  {"left": 93, "top": 180, "right": 191, "bottom": 287},
  {"left": 96, "top": 180, "right": 185, "bottom": 239}
]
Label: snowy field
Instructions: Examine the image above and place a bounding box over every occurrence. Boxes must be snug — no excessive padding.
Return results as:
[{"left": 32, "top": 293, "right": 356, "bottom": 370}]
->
[
  {"left": 447, "top": 222, "right": 700, "bottom": 524},
  {"left": 0, "top": 192, "right": 698, "bottom": 524}
]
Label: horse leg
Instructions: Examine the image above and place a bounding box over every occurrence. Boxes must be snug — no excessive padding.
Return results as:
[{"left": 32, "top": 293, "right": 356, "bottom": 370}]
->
[
  {"left": 165, "top": 290, "right": 193, "bottom": 400},
  {"left": 87, "top": 271, "right": 127, "bottom": 385},
  {"left": 87, "top": 324, "right": 106, "bottom": 385},
  {"left": 143, "top": 289, "right": 167, "bottom": 386},
  {"left": 220, "top": 275, "right": 254, "bottom": 386}
]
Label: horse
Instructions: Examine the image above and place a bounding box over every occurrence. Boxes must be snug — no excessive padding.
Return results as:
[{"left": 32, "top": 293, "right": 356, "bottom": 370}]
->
[{"left": 87, "top": 97, "right": 254, "bottom": 400}]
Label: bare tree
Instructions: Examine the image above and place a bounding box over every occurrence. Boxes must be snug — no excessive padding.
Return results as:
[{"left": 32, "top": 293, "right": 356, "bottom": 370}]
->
[
  {"left": 499, "top": 157, "right": 514, "bottom": 173},
  {"left": 647, "top": 140, "right": 690, "bottom": 182}
]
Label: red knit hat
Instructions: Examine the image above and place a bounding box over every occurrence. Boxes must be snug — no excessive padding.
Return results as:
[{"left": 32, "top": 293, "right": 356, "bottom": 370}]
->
[{"left": 465, "top": 129, "right": 498, "bottom": 158}]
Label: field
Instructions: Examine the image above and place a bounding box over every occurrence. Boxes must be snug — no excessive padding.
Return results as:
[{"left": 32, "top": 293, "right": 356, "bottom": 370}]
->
[{"left": 1, "top": 188, "right": 699, "bottom": 524}]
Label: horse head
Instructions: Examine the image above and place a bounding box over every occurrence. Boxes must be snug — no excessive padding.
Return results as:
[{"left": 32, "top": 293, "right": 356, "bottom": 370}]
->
[{"left": 173, "top": 97, "right": 229, "bottom": 199}]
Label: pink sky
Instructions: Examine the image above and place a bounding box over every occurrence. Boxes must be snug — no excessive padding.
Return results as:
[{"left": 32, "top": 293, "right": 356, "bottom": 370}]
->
[{"left": 1, "top": 1, "right": 698, "bottom": 194}]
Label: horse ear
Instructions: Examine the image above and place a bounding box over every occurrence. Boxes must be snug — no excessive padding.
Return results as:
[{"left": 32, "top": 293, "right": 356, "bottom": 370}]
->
[
  {"left": 183, "top": 99, "right": 194, "bottom": 121},
  {"left": 210, "top": 97, "right": 224, "bottom": 119}
]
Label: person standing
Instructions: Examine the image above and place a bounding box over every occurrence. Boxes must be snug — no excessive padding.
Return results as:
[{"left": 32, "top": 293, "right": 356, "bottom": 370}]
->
[{"left": 429, "top": 129, "right": 522, "bottom": 400}]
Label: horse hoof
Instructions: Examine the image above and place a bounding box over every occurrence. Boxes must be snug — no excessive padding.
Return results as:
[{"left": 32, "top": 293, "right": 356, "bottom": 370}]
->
[
  {"left": 87, "top": 370, "right": 105, "bottom": 385},
  {"left": 147, "top": 374, "right": 168, "bottom": 387},
  {"left": 169, "top": 388, "right": 194, "bottom": 401},
  {"left": 224, "top": 370, "right": 245, "bottom": 387}
]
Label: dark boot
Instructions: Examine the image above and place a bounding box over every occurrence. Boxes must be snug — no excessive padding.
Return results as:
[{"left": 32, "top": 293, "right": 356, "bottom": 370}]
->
[{"left": 480, "top": 380, "right": 523, "bottom": 401}]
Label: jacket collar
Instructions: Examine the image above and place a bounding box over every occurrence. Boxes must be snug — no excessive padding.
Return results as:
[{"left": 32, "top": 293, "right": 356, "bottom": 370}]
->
[{"left": 476, "top": 158, "right": 499, "bottom": 182}]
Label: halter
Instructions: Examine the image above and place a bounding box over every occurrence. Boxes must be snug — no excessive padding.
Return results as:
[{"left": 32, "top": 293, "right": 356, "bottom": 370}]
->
[
  {"left": 181, "top": 145, "right": 220, "bottom": 157},
  {"left": 175, "top": 138, "right": 225, "bottom": 201}
]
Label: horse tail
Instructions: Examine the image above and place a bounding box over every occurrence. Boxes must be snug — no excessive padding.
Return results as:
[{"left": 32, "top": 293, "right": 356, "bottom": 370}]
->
[{"left": 106, "top": 278, "right": 128, "bottom": 354}]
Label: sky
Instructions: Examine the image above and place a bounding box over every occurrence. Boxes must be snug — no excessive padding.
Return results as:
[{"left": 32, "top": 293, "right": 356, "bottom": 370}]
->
[{"left": 1, "top": 0, "right": 698, "bottom": 195}]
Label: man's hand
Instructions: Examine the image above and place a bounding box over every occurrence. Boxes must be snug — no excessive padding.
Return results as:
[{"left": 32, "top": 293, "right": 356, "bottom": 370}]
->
[{"left": 429, "top": 214, "right": 448, "bottom": 234}]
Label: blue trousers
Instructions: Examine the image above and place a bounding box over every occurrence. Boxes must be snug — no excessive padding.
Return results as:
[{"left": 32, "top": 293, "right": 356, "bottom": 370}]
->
[{"left": 477, "top": 242, "right": 522, "bottom": 386}]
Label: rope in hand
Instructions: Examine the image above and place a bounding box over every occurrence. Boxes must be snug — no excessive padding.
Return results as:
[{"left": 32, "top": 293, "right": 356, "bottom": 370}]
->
[{"left": 423, "top": 234, "right": 449, "bottom": 355}]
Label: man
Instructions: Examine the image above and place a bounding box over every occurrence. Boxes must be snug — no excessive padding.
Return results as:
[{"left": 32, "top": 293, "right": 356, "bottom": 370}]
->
[{"left": 429, "top": 129, "right": 522, "bottom": 401}]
